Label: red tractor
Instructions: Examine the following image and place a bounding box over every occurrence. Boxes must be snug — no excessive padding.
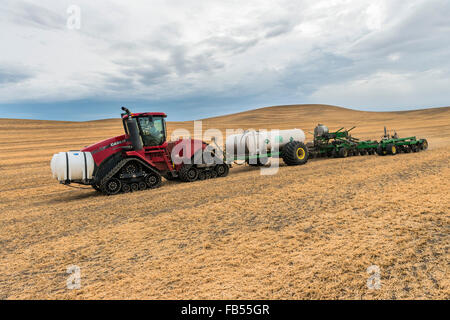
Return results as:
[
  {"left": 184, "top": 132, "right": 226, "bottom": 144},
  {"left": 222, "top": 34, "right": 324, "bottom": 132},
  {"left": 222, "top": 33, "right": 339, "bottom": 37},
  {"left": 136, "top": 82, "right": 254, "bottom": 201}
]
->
[{"left": 51, "top": 107, "right": 229, "bottom": 194}]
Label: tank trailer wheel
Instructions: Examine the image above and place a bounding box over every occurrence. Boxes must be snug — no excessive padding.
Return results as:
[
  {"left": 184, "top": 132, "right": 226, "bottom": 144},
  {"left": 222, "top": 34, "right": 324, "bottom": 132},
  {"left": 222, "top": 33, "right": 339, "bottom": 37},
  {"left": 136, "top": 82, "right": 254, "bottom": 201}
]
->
[
  {"left": 215, "top": 164, "right": 230, "bottom": 177},
  {"left": 146, "top": 173, "right": 162, "bottom": 189},
  {"left": 104, "top": 178, "right": 122, "bottom": 195},
  {"left": 248, "top": 157, "right": 269, "bottom": 167},
  {"left": 282, "top": 141, "right": 308, "bottom": 166}
]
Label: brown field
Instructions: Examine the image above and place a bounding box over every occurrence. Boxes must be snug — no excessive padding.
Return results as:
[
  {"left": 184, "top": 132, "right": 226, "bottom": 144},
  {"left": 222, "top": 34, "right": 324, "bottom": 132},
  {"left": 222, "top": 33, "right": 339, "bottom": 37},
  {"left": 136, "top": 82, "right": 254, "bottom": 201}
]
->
[{"left": 0, "top": 104, "right": 449, "bottom": 300}]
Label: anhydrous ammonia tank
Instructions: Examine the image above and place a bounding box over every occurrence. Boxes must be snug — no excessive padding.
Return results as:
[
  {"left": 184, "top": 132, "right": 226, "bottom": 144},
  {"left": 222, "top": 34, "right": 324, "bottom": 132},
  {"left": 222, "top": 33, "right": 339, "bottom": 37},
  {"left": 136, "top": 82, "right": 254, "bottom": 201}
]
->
[
  {"left": 226, "top": 129, "right": 306, "bottom": 157},
  {"left": 51, "top": 151, "right": 95, "bottom": 182}
]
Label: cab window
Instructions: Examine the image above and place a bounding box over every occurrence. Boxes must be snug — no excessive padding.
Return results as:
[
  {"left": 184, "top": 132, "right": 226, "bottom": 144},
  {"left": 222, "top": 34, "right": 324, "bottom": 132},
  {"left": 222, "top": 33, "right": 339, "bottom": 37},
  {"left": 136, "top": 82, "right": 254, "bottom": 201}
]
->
[{"left": 138, "top": 116, "right": 165, "bottom": 147}]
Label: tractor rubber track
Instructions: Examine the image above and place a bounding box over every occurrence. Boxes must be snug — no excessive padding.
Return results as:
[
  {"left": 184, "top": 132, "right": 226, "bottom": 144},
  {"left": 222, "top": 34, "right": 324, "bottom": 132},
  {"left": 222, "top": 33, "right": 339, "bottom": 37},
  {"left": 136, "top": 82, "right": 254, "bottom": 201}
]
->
[{"left": 99, "top": 158, "right": 161, "bottom": 195}]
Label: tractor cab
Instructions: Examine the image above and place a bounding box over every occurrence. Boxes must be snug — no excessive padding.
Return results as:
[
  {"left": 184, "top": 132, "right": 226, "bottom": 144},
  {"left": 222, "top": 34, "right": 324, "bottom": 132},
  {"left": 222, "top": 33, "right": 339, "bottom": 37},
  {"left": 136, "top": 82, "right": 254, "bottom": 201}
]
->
[{"left": 121, "top": 108, "right": 168, "bottom": 148}]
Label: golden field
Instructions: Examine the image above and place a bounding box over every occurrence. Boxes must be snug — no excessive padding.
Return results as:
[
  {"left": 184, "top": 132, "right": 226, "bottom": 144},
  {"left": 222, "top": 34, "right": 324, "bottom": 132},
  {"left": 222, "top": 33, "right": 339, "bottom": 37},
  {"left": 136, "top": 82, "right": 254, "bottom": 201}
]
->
[{"left": 0, "top": 104, "right": 449, "bottom": 299}]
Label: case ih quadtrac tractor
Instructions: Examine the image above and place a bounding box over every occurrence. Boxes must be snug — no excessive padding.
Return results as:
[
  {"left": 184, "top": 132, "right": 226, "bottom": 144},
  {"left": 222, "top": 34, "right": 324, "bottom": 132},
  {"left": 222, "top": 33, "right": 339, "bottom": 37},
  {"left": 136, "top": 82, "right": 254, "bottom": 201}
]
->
[{"left": 51, "top": 107, "right": 229, "bottom": 195}]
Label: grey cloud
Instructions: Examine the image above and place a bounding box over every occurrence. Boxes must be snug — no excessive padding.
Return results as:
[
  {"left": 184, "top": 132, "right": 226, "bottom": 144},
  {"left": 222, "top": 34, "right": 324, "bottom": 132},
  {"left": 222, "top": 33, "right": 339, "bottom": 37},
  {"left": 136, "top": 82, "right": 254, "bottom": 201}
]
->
[
  {"left": 264, "top": 20, "right": 297, "bottom": 39},
  {"left": 100, "top": 60, "right": 172, "bottom": 90},
  {"left": 279, "top": 51, "right": 355, "bottom": 96},
  {"left": 2, "top": 0, "right": 450, "bottom": 115},
  {"left": 351, "top": 1, "right": 450, "bottom": 56},
  {"left": 203, "top": 36, "right": 260, "bottom": 54},
  {"left": 6, "top": 0, "right": 65, "bottom": 30},
  {"left": 169, "top": 47, "right": 225, "bottom": 76},
  {"left": 128, "top": 63, "right": 172, "bottom": 85},
  {"left": 0, "top": 66, "right": 33, "bottom": 85}
]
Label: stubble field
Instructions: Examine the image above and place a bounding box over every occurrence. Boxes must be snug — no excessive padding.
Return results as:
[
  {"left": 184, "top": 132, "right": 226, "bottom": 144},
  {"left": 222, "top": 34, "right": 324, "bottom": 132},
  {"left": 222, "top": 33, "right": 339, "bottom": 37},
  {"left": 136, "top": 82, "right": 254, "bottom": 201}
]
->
[{"left": 0, "top": 104, "right": 449, "bottom": 299}]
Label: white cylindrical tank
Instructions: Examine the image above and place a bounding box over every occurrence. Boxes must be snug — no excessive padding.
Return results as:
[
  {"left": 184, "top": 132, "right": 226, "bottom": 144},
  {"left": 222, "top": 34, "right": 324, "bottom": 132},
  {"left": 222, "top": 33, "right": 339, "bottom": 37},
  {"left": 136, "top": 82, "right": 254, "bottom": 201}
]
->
[
  {"left": 226, "top": 129, "right": 305, "bottom": 158},
  {"left": 50, "top": 151, "right": 95, "bottom": 182}
]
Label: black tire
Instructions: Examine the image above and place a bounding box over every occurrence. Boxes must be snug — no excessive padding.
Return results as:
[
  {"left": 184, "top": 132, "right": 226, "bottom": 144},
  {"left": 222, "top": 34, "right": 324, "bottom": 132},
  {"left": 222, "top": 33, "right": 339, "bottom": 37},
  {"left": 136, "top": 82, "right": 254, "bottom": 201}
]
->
[
  {"left": 210, "top": 170, "right": 218, "bottom": 179},
  {"left": 282, "top": 141, "right": 308, "bottom": 166},
  {"left": 252, "top": 157, "right": 269, "bottom": 166},
  {"left": 261, "top": 157, "right": 270, "bottom": 165},
  {"left": 179, "top": 165, "right": 199, "bottom": 182},
  {"left": 205, "top": 171, "right": 212, "bottom": 179},
  {"left": 332, "top": 149, "right": 339, "bottom": 158},
  {"left": 386, "top": 144, "right": 397, "bottom": 155},
  {"left": 215, "top": 164, "right": 230, "bottom": 177},
  {"left": 420, "top": 139, "right": 428, "bottom": 151},
  {"left": 404, "top": 146, "right": 411, "bottom": 153},
  {"left": 131, "top": 183, "right": 139, "bottom": 192},
  {"left": 411, "top": 144, "right": 419, "bottom": 153},
  {"left": 92, "top": 184, "right": 102, "bottom": 192},
  {"left": 377, "top": 145, "right": 386, "bottom": 156},
  {"left": 339, "top": 148, "right": 348, "bottom": 158},
  {"left": 103, "top": 178, "right": 122, "bottom": 195},
  {"left": 145, "top": 172, "right": 162, "bottom": 189}
]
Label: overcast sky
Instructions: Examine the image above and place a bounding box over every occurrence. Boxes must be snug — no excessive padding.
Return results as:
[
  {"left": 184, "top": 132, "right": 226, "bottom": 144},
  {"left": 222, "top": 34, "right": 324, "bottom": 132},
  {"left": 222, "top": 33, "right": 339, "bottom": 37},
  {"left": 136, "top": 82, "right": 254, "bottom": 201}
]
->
[{"left": 0, "top": 0, "right": 449, "bottom": 121}]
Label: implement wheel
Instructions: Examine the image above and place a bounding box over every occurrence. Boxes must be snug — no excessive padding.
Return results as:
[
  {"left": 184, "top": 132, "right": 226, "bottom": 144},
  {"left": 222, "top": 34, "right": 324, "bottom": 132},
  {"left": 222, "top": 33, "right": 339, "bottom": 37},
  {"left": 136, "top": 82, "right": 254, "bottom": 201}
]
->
[
  {"left": 281, "top": 141, "right": 308, "bottom": 166},
  {"left": 377, "top": 145, "right": 387, "bottom": 156},
  {"left": 386, "top": 144, "right": 397, "bottom": 155},
  {"left": 339, "top": 148, "right": 348, "bottom": 158},
  {"left": 420, "top": 139, "right": 428, "bottom": 151}
]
